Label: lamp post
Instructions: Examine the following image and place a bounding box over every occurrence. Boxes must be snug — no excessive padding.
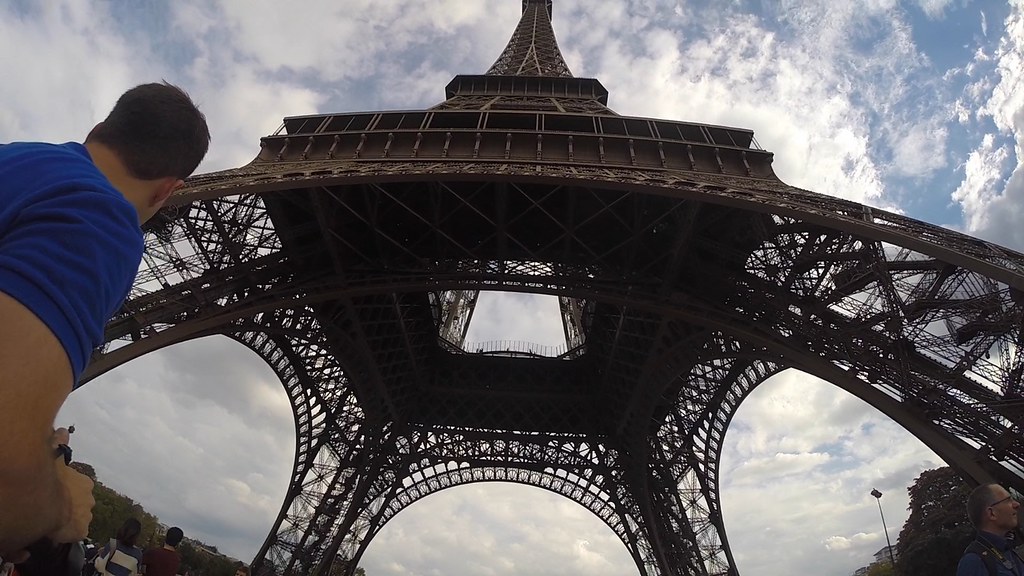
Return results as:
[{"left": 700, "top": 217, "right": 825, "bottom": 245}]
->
[{"left": 871, "top": 488, "right": 897, "bottom": 567}]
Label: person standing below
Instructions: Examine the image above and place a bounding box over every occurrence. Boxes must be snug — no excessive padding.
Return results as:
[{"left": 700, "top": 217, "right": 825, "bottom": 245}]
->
[
  {"left": 957, "top": 483, "right": 1024, "bottom": 575},
  {"left": 94, "top": 518, "right": 144, "bottom": 576},
  {"left": 0, "top": 83, "right": 210, "bottom": 561},
  {"left": 141, "top": 527, "right": 183, "bottom": 576}
]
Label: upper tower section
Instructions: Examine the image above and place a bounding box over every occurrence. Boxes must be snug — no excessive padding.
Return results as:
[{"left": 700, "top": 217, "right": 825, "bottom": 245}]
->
[
  {"left": 262, "top": 0, "right": 770, "bottom": 180},
  {"left": 437, "top": 0, "right": 610, "bottom": 113},
  {"left": 486, "top": 0, "right": 572, "bottom": 77}
]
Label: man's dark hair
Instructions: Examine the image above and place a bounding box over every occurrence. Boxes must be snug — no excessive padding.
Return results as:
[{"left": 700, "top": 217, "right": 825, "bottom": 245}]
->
[
  {"left": 165, "top": 526, "right": 184, "bottom": 547},
  {"left": 116, "top": 517, "right": 143, "bottom": 547},
  {"left": 86, "top": 82, "right": 210, "bottom": 180},
  {"left": 967, "top": 483, "right": 999, "bottom": 527},
  {"left": 235, "top": 565, "right": 250, "bottom": 575}
]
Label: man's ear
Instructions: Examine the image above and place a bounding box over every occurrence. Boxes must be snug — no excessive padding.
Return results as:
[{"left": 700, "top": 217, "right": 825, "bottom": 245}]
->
[
  {"left": 985, "top": 506, "right": 998, "bottom": 522},
  {"left": 151, "top": 178, "right": 184, "bottom": 207}
]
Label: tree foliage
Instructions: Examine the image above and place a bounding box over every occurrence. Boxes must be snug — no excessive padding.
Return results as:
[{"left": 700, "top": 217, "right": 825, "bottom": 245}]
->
[
  {"left": 867, "top": 562, "right": 895, "bottom": 576},
  {"left": 89, "top": 481, "right": 162, "bottom": 550},
  {"left": 176, "top": 540, "right": 241, "bottom": 576},
  {"left": 894, "top": 466, "right": 973, "bottom": 576},
  {"left": 70, "top": 461, "right": 97, "bottom": 481}
]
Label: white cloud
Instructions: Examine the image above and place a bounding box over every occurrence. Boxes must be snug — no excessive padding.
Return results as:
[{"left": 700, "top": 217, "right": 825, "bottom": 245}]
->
[
  {"left": 464, "top": 292, "right": 566, "bottom": 349},
  {"left": 952, "top": 1, "right": 1024, "bottom": 250},
  {"left": 360, "top": 484, "right": 634, "bottom": 576},
  {"left": 720, "top": 371, "right": 941, "bottom": 576},
  {"left": 0, "top": 3, "right": 143, "bottom": 141},
  {"left": 731, "top": 451, "right": 833, "bottom": 479},
  {"left": 913, "top": 0, "right": 954, "bottom": 19},
  {"left": 209, "top": 1, "right": 506, "bottom": 81},
  {"left": 889, "top": 121, "right": 950, "bottom": 178},
  {"left": 558, "top": 0, "right": 956, "bottom": 210},
  {"left": 823, "top": 532, "right": 876, "bottom": 552},
  {"left": 952, "top": 135, "right": 1013, "bottom": 229}
]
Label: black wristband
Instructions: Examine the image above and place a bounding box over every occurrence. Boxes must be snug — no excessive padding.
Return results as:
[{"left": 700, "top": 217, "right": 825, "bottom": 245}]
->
[{"left": 55, "top": 443, "right": 72, "bottom": 466}]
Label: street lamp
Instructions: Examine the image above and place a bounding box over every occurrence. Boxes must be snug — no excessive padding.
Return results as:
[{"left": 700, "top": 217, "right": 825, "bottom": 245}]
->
[{"left": 871, "top": 488, "right": 897, "bottom": 567}]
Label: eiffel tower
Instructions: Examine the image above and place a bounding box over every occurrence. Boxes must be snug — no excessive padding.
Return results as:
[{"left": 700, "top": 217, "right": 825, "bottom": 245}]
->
[{"left": 86, "top": 1, "right": 1024, "bottom": 574}]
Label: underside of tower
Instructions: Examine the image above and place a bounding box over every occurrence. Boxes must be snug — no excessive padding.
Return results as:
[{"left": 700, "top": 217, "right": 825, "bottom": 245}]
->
[{"left": 92, "top": 1, "right": 1024, "bottom": 575}]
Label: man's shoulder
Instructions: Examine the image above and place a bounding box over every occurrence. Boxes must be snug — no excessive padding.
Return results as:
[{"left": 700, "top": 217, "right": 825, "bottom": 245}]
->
[
  {"left": 0, "top": 141, "right": 114, "bottom": 199},
  {"left": 0, "top": 139, "right": 134, "bottom": 228},
  {"left": 141, "top": 547, "right": 181, "bottom": 575},
  {"left": 0, "top": 141, "right": 91, "bottom": 168},
  {"left": 1, "top": 141, "right": 80, "bottom": 151},
  {"left": 957, "top": 549, "right": 991, "bottom": 576},
  {"left": 958, "top": 540, "right": 999, "bottom": 576},
  {"left": 143, "top": 547, "right": 179, "bottom": 560}
]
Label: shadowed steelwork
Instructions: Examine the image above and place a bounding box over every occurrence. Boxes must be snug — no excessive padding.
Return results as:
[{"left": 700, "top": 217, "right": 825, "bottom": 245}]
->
[{"left": 90, "top": 1, "right": 1024, "bottom": 575}]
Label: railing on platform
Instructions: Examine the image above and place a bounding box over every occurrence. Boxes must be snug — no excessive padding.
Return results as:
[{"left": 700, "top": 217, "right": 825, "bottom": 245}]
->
[{"left": 440, "top": 338, "right": 586, "bottom": 359}]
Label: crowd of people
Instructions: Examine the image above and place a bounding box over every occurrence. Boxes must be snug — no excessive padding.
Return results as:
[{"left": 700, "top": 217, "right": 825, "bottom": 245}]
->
[
  {"left": 83, "top": 520, "right": 249, "bottom": 576},
  {"left": 0, "top": 518, "right": 250, "bottom": 576}
]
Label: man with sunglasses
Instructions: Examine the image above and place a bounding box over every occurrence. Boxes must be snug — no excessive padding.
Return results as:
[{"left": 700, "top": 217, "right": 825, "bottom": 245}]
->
[{"left": 958, "top": 484, "right": 1024, "bottom": 575}]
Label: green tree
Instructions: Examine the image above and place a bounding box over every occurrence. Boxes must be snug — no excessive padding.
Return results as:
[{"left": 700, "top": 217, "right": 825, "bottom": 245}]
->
[
  {"left": 86, "top": 480, "right": 160, "bottom": 547},
  {"left": 70, "top": 461, "right": 97, "bottom": 481},
  {"left": 177, "top": 539, "right": 239, "bottom": 576},
  {"left": 867, "top": 562, "right": 895, "bottom": 576},
  {"left": 894, "top": 467, "right": 973, "bottom": 576}
]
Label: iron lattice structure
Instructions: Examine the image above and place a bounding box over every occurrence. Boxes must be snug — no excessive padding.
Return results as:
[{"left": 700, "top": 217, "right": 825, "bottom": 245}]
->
[{"left": 86, "top": 2, "right": 1024, "bottom": 574}]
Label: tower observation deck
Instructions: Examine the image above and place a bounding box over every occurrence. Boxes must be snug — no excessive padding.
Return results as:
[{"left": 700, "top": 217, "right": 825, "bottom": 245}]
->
[{"left": 90, "top": 1, "right": 1024, "bottom": 574}]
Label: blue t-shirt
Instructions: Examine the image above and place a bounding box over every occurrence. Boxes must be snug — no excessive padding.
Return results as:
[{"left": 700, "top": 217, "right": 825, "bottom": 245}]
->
[{"left": 0, "top": 141, "right": 143, "bottom": 385}]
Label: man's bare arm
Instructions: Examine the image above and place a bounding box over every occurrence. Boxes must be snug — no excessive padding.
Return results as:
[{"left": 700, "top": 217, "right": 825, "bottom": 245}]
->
[{"left": 0, "top": 291, "right": 91, "bottom": 555}]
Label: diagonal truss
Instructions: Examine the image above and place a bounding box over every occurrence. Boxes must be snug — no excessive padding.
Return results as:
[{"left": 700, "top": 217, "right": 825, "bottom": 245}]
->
[
  {"left": 487, "top": 1, "right": 572, "bottom": 77},
  {"left": 83, "top": 2, "right": 1024, "bottom": 575}
]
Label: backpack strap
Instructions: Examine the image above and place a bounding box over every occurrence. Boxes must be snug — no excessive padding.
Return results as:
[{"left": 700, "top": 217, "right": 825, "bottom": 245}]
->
[
  {"left": 966, "top": 539, "right": 1004, "bottom": 576},
  {"left": 94, "top": 538, "right": 118, "bottom": 574}
]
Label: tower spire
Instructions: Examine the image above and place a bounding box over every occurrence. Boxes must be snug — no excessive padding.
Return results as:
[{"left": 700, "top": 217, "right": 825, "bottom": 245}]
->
[
  {"left": 486, "top": 0, "right": 572, "bottom": 77},
  {"left": 437, "top": 0, "right": 607, "bottom": 113}
]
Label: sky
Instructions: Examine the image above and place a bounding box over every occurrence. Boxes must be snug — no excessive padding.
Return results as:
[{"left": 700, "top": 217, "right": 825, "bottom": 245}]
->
[{"left": 2, "top": 0, "right": 1023, "bottom": 575}]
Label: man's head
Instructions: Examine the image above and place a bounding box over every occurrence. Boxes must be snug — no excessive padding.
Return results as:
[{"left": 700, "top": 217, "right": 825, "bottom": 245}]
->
[
  {"left": 967, "top": 483, "right": 1020, "bottom": 534},
  {"left": 85, "top": 82, "right": 210, "bottom": 223},
  {"left": 234, "top": 565, "right": 250, "bottom": 576},
  {"left": 164, "top": 526, "right": 183, "bottom": 548}
]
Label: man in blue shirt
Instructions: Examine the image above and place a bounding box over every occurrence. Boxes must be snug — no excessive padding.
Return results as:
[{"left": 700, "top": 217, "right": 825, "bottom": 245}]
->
[
  {"left": 958, "top": 483, "right": 1024, "bottom": 575},
  {"left": 0, "top": 83, "right": 209, "bottom": 562}
]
